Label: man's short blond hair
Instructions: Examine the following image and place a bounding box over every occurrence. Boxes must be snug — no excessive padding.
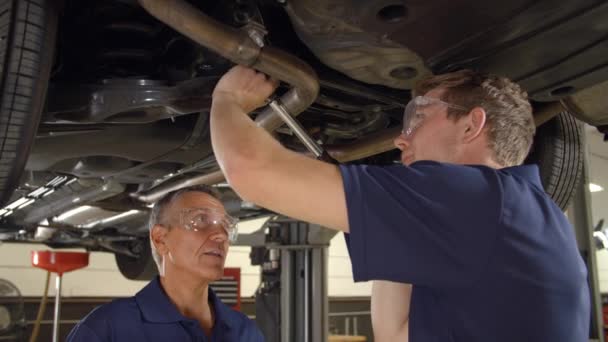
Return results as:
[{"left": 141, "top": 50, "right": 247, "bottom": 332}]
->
[{"left": 414, "top": 69, "right": 535, "bottom": 167}]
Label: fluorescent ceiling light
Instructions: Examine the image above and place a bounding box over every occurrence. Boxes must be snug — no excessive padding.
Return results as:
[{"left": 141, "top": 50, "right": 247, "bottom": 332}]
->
[{"left": 590, "top": 183, "right": 604, "bottom": 193}]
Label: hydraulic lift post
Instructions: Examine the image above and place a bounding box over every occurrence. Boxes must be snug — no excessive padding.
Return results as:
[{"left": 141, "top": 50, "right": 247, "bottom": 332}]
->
[{"left": 252, "top": 218, "right": 336, "bottom": 342}]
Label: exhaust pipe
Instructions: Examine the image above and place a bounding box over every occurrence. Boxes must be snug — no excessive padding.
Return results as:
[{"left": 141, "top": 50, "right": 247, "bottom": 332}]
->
[
  {"left": 133, "top": 127, "right": 399, "bottom": 203},
  {"left": 138, "top": 0, "right": 319, "bottom": 131},
  {"left": 133, "top": 0, "right": 400, "bottom": 203},
  {"left": 134, "top": 170, "right": 225, "bottom": 203},
  {"left": 326, "top": 127, "right": 400, "bottom": 163}
]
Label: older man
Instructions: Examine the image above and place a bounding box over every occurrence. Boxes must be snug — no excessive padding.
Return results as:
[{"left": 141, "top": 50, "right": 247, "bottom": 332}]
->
[
  {"left": 67, "top": 185, "right": 264, "bottom": 342},
  {"left": 210, "top": 66, "right": 589, "bottom": 341}
]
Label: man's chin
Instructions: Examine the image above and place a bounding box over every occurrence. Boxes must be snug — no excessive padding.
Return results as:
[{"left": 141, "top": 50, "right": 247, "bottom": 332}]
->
[{"left": 195, "top": 268, "right": 225, "bottom": 282}]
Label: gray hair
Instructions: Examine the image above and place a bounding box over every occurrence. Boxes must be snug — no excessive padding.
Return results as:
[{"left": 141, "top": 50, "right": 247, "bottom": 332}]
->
[{"left": 148, "top": 185, "right": 222, "bottom": 272}]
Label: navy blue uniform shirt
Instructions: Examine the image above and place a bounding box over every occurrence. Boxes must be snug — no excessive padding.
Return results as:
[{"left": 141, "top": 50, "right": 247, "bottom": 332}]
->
[
  {"left": 340, "top": 161, "right": 590, "bottom": 341},
  {"left": 67, "top": 277, "right": 264, "bottom": 342}
]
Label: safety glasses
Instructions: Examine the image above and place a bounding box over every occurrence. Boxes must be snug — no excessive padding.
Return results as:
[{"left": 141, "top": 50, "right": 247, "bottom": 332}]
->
[
  {"left": 402, "top": 96, "right": 468, "bottom": 137},
  {"left": 179, "top": 208, "right": 239, "bottom": 243}
]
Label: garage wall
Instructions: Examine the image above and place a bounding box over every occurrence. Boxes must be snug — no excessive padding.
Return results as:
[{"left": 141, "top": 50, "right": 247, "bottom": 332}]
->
[
  {"left": 0, "top": 219, "right": 371, "bottom": 298},
  {"left": 0, "top": 242, "right": 148, "bottom": 297},
  {"left": 588, "top": 128, "right": 608, "bottom": 292},
  {"left": 596, "top": 251, "right": 608, "bottom": 292}
]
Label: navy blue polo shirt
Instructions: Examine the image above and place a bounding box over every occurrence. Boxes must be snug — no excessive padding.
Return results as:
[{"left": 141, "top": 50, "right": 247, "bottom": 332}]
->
[
  {"left": 67, "top": 277, "right": 264, "bottom": 342},
  {"left": 340, "top": 161, "right": 590, "bottom": 341}
]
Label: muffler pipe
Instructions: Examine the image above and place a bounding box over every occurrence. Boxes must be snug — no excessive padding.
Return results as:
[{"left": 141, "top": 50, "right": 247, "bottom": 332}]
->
[
  {"left": 133, "top": 126, "right": 401, "bottom": 203},
  {"left": 134, "top": 0, "right": 400, "bottom": 202},
  {"left": 137, "top": 0, "right": 319, "bottom": 131},
  {"left": 134, "top": 170, "right": 225, "bottom": 203},
  {"left": 326, "top": 126, "right": 400, "bottom": 163}
]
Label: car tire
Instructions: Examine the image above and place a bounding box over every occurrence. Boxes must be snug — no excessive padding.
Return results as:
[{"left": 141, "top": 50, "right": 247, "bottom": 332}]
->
[
  {"left": 525, "top": 111, "right": 583, "bottom": 211},
  {"left": 115, "top": 237, "right": 159, "bottom": 281},
  {"left": 0, "top": 0, "right": 57, "bottom": 206}
]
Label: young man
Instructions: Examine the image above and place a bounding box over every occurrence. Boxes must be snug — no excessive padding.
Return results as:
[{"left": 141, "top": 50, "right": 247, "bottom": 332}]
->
[
  {"left": 67, "top": 185, "right": 264, "bottom": 342},
  {"left": 210, "top": 66, "right": 590, "bottom": 341}
]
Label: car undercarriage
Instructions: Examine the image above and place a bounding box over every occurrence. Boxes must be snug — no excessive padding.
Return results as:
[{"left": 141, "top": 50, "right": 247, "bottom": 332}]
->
[{"left": 0, "top": 0, "right": 606, "bottom": 280}]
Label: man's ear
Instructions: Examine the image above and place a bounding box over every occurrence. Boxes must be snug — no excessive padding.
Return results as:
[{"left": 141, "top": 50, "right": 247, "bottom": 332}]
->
[
  {"left": 462, "top": 107, "right": 487, "bottom": 143},
  {"left": 150, "top": 224, "right": 169, "bottom": 254}
]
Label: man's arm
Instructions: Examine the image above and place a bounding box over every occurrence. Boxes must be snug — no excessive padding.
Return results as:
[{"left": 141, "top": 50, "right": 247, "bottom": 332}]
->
[
  {"left": 211, "top": 66, "right": 349, "bottom": 232},
  {"left": 372, "top": 281, "right": 411, "bottom": 342}
]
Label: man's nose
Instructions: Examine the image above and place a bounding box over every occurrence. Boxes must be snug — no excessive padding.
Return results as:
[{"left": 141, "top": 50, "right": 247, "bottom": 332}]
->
[
  {"left": 394, "top": 132, "right": 410, "bottom": 151},
  {"left": 208, "top": 226, "right": 228, "bottom": 242}
]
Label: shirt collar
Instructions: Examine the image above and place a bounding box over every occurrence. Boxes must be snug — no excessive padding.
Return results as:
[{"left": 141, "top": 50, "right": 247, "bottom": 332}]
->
[
  {"left": 501, "top": 164, "right": 542, "bottom": 187},
  {"left": 209, "top": 285, "right": 239, "bottom": 331},
  {"left": 135, "top": 277, "right": 186, "bottom": 323},
  {"left": 135, "top": 276, "right": 237, "bottom": 330}
]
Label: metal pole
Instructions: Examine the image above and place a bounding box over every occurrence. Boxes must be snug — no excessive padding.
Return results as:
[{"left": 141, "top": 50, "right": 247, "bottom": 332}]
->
[
  {"left": 294, "top": 224, "right": 306, "bottom": 342},
  {"left": 52, "top": 274, "right": 62, "bottom": 342},
  {"left": 280, "top": 249, "right": 293, "bottom": 342},
  {"left": 345, "top": 317, "right": 350, "bottom": 335},
  {"left": 303, "top": 250, "right": 310, "bottom": 342},
  {"left": 272, "top": 219, "right": 332, "bottom": 342},
  {"left": 311, "top": 246, "right": 328, "bottom": 342}
]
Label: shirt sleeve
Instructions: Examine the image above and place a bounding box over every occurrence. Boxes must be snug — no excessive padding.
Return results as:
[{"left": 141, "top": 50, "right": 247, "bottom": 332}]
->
[
  {"left": 340, "top": 161, "right": 503, "bottom": 288},
  {"left": 253, "top": 327, "right": 266, "bottom": 342},
  {"left": 66, "top": 322, "right": 105, "bottom": 342}
]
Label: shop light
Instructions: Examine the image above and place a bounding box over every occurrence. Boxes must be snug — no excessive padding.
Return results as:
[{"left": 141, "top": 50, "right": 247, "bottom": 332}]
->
[{"left": 590, "top": 183, "right": 604, "bottom": 193}]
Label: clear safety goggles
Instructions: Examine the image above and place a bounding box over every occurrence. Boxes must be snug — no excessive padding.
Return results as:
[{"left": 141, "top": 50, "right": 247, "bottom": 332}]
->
[
  {"left": 179, "top": 208, "right": 239, "bottom": 243},
  {"left": 402, "top": 96, "right": 467, "bottom": 137}
]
